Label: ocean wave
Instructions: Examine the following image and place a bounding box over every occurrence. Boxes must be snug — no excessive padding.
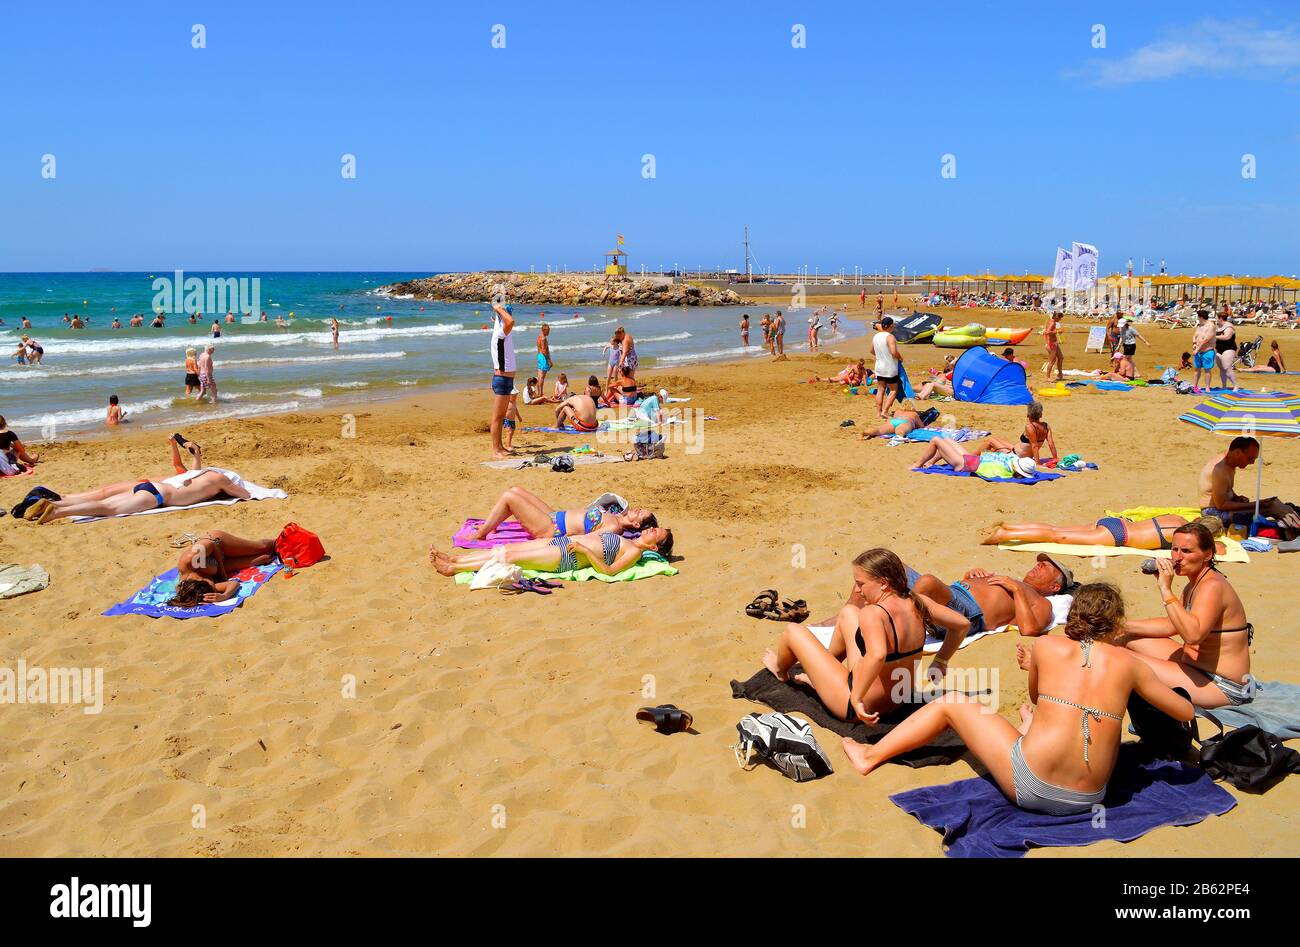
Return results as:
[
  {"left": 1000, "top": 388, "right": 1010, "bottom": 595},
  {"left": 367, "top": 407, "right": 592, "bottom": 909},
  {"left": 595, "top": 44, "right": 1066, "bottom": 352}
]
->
[
  {"left": 32, "top": 322, "right": 461, "bottom": 356},
  {"left": 0, "top": 350, "right": 407, "bottom": 382},
  {"left": 654, "top": 345, "right": 768, "bottom": 366},
  {"left": 11, "top": 397, "right": 173, "bottom": 430},
  {"left": 522, "top": 331, "right": 691, "bottom": 354},
  {"left": 139, "top": 400, "right": 303, "bottom": 428}
]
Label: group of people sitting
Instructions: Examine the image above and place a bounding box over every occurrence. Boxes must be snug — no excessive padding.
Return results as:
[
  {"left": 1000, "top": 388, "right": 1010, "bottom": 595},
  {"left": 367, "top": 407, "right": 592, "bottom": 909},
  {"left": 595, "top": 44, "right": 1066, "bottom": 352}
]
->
[{"left": 763, "top": 521, "right": 1252, "bottom": 813}]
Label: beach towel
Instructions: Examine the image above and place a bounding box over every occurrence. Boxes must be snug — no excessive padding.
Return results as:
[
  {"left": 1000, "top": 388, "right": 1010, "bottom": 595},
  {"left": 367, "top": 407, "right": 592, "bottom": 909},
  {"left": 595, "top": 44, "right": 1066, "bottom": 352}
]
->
[
  {"left": 914, "top": 464, "right": 1062, "bottom": 486},
  {"left": 452, "top": 553, "right": 676, "bottom": 585},
  {"left": 522, "top": 423, "right": 608, "bottom": 435},
  {"left": 888, "top": 426, "right": 990, "bottom": 446},
  {"left": 480, "top": 452, "right": 629, "bottom": 470},
  {"left": 998, "top": 537, "right": 1250, "bottom": 564},
  {"left": 103, "top": 562, "right": 282, "bottom": 619},
  {"left": 898, "top": 362, "right": 916, "bottom": 400},
  {"left": 890, "top": 746, "right": 1236, "bottom": 857},
  {"left": 1105, "top": 505, "right": 1201, "bottom": 521},
  {"left": 452, "top": 519, "right": 535, "bottom": 548},
  {"left": 0, "top": 563, "right": 49, "bottom": 599},
  {"left": 1197, "top": 682, "right": 1300, "bottom": 741},
  {"left": 71, "top": 468, "right": 287, "bottom": 523},
  {"left": 729, "top": 668, "right": 967, "bottom": 768}
]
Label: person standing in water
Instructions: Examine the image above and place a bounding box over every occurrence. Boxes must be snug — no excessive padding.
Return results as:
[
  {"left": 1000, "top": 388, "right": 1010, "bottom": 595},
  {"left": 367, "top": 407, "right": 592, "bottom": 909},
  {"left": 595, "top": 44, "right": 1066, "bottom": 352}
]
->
[
  {"left": 197, "top": 344, "right": 219, "bottom": 403},
  {"left": 489, "top": 302, "right": 517, "bottom": 459},
  {"left": 331, "top": 317, "right": 340, "bottom": 349},
  {"left": 184, "top": 347, "right": 201, "bottom": 399},
  {"left": 740, "top": 313, "right": 750, "bottom": 346}
]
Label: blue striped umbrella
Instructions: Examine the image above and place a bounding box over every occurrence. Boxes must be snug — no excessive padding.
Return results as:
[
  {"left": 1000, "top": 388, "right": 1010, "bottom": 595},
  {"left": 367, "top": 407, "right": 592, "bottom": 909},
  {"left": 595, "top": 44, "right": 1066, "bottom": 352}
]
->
[{"left": 1178, "top": 390, "right": 1300, "bottom": 529}]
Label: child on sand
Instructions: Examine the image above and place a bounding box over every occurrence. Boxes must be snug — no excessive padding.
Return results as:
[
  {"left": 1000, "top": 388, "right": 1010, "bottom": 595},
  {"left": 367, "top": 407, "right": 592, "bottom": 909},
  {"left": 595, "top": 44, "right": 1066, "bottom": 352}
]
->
[
  {"left": 503, "top": 388, "right": 522, "bottom": 452},
  {"left": 553, "top": 372, "right": 569, "bottom": 401}
]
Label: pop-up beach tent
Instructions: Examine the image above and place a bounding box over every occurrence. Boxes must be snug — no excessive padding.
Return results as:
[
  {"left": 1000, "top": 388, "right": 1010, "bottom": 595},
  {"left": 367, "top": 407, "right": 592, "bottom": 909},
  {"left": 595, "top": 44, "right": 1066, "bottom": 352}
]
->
[
  {"left": 952, "top": 346, "right": 1033, "bottom": 405},
  {"left": 893, "top": 311, "right": 942, "bottom": 344}
]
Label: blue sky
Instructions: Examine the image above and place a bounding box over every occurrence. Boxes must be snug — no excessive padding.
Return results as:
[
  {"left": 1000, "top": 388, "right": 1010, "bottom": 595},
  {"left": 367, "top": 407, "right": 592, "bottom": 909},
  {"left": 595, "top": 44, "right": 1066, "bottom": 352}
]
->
[{"left": 2, "top": 1, "right": 1299, "bottom": 274}]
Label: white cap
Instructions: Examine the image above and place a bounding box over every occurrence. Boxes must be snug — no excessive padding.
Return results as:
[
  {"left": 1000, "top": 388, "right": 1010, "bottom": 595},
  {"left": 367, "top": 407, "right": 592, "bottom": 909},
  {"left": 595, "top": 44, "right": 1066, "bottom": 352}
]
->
[
  {"left": 1013, "top": 456, "right": 1037, "bottom": 476},
  {"left": 658, "top": 388, "right": 668, "bottom": 401}
]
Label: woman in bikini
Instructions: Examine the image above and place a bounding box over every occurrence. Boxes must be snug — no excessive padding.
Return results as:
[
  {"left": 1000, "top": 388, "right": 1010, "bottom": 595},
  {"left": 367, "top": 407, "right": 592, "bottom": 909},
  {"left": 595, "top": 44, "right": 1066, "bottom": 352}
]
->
[
  {"left": 167, "top": 530, "right": 279, "bottom": 605},
  {"left": 1120, "top": 522, "right": 1255, "bottom": 708},
  {"left": 615, "top": 326, "right": 639, "bottom": 405},
  {"left": 857, "top": 407, "right": 939, "bottom": 440},
  {"left": 840, "top": 583, "right": 1194, "bottom": 816},
  {"left": 469, "top": 487, "right": 657, "bottom": 541},
  {"left": 761, "top": 548, "right": 972, "bottom": 723},
  {"left": 1240, "top": 340, "right": 1287, "bottom": 373},
  {"left": 1015, "top": 401, "right": 1058, "bottom": 461},
  {"left": 15, "top": 468, "right": 248, "bottom": 524},
  {"left": 430, "top": 527, "right": 673, "bottom": 576},
  {"left": 983, "top": 513, "right": 1227, "bottom": 552}
]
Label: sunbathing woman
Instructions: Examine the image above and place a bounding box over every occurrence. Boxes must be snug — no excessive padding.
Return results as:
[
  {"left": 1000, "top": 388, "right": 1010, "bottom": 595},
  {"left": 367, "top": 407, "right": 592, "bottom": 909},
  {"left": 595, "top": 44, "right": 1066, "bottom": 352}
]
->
[
  {"left": 857, "top": 407, "right": 939, "bottom": 440},
  {"left": 761, "top": 548, "right": 973, "bottom": 723},
  {"left": 430, "top": 526, "right": 673, "bottom": 576},
  {"left": 18, "top": 469, "right": 249, "bottom": 524},
  {"left": 910, "top": 434, "right": 1023, "bottom": 473},
  {"left": 170, "top": 530, "right": 279, "bottom": 604},
  {"left": 983, "top": 513, "right": 1226, "bottom": 553},
  {"left": 470, "top": 486, "right": 657, "bottom": 540},
  {"left": 1240, "top": 340, "right": 1287, "bottom": 373},
  {"left": 841, "top": 583, "right": 1195, "bottom": 817},
  {"left": 1015, "top": 401, "right": 1058, "bottom": 462},
  {"left": 1119, "top": 522, "right": 1255, "bottom": 708}
]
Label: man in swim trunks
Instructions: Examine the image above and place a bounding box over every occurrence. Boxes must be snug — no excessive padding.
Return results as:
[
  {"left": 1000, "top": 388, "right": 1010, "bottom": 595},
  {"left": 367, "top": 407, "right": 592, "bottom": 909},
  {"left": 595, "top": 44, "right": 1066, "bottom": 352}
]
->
[
  {"left": 1198, "top": 435, "right": 1300, "bottom": 536},
  {"left": 1190, "top": 310, "right": 1216, "bottom": 391},
  {"left": 772, "top": 311, "right": 786, "bottom": 358},
  {"left": 535, "top": 321, "right": 552, "bottom": 392},
  {"left": 19, "top": 469, "right": 250, "bottom": 523},
  {"left": 489, "top": 302, "right": 516, "bottom": 459},
  {"left": 555, "top": 389, "right": 599, "bottom": 432}
]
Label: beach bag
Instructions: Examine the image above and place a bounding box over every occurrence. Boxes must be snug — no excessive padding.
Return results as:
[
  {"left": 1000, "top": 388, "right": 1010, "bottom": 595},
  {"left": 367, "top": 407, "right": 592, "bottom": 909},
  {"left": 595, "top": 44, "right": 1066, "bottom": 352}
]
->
[
  {"left": 469, "top": 560, "right": 523, "bottom": 590},
  {"left": 1198, "top": 715, "right": 1300, "bottom": 792},
  {"left": 1126, "top": 688, "right": 1196, "bottom": 759},
  {"left": 733, "top": 712, "right": 833, "bottom": 782},
  {"left": 275, "top": 523, "right": 326, "bottom": 569}
]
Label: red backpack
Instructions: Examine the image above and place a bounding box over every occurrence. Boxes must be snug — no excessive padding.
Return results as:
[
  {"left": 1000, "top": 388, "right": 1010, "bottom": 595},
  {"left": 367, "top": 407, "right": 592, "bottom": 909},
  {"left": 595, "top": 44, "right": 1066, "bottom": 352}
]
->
[{"left": 275, "top": 523, "right": 326, "bottom": 569}]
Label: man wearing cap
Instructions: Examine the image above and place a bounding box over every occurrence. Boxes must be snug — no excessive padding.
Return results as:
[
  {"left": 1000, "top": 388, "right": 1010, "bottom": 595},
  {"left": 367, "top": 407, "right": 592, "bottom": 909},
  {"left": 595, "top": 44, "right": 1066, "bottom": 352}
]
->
[
  {"left": 489, "top": 302, "right": 516, "bottom": 459},
  {"left": 871, "top": 316, "right": 902, "bottom": 419},
  {"left": 1190, "top": 310, "right": 1216, "bottom": 392}
]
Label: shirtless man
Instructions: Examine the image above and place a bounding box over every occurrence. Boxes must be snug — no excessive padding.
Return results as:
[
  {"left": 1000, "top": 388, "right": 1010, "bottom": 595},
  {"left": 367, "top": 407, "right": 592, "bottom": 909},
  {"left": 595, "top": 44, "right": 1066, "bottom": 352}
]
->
[
  {"left": 1190, "top": 310, "right": 1216, "bottom": 391},
  {"left": 197, "top": 344, "right": 219, "bottom": 403},
  {"left": 555, "top": 388, "right": 599, "bottom": 432},
  {"left": 535, "top": 322, "right": 553, "bottom": 392},
  {"left": 18, "top": 469, "right": 250, "bottom": 523},
  {"left": 808, "top": 554, "right": 1069, "bottom": 676},
  {"left": 1198, "top": 435, "right": 1300, "bottom": 535}
]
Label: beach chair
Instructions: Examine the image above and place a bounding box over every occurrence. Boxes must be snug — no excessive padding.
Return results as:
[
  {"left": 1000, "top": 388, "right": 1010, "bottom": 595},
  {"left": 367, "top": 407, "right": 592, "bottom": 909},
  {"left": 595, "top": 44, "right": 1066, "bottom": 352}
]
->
[{"left": 1233, "top": 336, "right": 1264, "bottom": 370}]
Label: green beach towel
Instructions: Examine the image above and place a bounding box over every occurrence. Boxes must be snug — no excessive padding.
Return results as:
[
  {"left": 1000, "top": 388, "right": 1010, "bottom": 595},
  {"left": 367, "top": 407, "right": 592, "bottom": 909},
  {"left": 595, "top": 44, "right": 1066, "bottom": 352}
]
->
[{"left": 454, "top": 553, "right": 677, "bottom": 585}]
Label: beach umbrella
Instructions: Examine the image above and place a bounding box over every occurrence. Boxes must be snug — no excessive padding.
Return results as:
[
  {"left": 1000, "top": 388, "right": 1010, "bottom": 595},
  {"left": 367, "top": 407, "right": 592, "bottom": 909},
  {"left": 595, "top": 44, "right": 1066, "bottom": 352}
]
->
[{"left": 1179, "top": 390, "right": 1300, "bottom": 528}]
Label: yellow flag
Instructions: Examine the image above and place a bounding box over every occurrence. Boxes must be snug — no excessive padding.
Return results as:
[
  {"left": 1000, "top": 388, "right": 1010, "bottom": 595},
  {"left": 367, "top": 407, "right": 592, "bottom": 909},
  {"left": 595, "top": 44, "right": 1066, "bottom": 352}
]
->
[{"left": 616, "top": 234, "right": 625, "bottom": 245}]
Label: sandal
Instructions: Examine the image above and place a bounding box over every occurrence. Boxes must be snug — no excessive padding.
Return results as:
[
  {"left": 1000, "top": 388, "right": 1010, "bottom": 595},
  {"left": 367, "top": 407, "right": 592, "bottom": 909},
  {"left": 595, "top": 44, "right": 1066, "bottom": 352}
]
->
[
  {"left": 773, "top": 598, "right": 810, "bottom": 623},
  {"left": 745, "top": 589, "right": 779, "bottom": 619},
  {"left": 636, "top": 703, "right": 694, "bottom": 735}
]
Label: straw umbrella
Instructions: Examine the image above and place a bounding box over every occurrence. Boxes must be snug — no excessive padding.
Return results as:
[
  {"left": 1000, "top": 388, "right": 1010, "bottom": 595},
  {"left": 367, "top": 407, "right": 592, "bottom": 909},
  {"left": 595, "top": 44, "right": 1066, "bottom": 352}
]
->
[{"left": 1178, "top": 390, "right": 1300, "bottom": 529}]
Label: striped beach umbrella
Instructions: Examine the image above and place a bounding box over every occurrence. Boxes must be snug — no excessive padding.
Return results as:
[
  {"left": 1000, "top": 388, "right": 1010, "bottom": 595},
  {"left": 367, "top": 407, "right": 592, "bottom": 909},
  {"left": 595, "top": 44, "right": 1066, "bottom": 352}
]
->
[{"left": 1178, "top": 390, "right": 1300, "bottom": 529}]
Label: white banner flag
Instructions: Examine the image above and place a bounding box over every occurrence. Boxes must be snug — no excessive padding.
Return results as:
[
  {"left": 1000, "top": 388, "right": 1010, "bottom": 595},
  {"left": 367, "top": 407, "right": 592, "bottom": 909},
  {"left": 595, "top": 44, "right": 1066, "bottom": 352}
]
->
[
  {"left": 1051, "top": 247, "right": 1073, "bottom": 289},
  {"left": 1071, "top": 242, "right": 1098, "bottom": 291}
]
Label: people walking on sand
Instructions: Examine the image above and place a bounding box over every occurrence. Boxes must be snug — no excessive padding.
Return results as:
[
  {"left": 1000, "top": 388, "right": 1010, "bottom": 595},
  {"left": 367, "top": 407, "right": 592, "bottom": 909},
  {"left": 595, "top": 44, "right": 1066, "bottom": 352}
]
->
[
  {"left": 1042, "top": 311, "right": 1064, "bottom": 381},
  {"left": 184, "top": 347, "right": 201, "bottom": 398},
  {"left": 740, "top": 313, "right": 750, "bottom": 345},
  {"left": 489, "top": 302, "right": 517, "bottom": 459},
  {"left": 197, "top": 344, "right": 219, "bottom": 403},
  {"left": 536, "top": 321, "right": 553, "bottom": 392},
  {"left": 1191, "top": 310, "right": 1216, "bottom": 392},
  {"left": 503, "top": 387, "right": 522, "bottom": 452},
  {"left": 876, "top": 292, "right": 884, "bottom": 320},
  {"left": 1116, "top": 317, "right": 1150, "bottom": 380}
]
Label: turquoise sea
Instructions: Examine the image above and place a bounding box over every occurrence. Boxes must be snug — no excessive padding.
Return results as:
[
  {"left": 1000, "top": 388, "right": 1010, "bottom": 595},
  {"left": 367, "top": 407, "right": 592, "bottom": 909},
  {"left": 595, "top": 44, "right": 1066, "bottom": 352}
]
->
[{"left": 0, "top": 272, "right": 861, "bottom": 437}]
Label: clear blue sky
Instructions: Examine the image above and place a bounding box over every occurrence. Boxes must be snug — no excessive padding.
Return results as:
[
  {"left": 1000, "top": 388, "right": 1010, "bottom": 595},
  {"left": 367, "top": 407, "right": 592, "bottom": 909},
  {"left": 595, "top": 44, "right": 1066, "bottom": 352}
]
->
[{"left": 3, "top": 1, "right": 1298, "bottom": 274}]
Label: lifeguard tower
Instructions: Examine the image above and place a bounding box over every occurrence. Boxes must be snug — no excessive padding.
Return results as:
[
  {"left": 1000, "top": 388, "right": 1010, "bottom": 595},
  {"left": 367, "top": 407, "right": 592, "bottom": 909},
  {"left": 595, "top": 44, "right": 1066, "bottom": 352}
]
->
[{"left": 604, "top": 246, "right": 628, "bottom": 276}]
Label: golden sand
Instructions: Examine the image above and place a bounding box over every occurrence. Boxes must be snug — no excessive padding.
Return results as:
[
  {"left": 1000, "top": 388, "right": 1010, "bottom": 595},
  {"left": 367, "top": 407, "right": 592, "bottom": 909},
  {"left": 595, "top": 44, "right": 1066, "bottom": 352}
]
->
[{"left": 1, "top": 304, "right": 1296, "bottom": 856}]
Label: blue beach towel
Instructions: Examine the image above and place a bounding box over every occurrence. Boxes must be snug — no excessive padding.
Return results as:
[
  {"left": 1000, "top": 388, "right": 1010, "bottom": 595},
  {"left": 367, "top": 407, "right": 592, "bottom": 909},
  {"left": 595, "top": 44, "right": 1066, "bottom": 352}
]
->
[
  {"left": 890, "top": 753, "right": 1236, "bottom": 857},
  {"left": 522, "top": 423, "right": 609, "bottom": 434},
  {"left": 914, "top": 464, "right": 1062, "bottom": 486},
  {"left": 898, "top": 362, "right": 916, "bottom": 400},
  {"left": 103, "top": 563, "right": 282, "bottom": 619}
]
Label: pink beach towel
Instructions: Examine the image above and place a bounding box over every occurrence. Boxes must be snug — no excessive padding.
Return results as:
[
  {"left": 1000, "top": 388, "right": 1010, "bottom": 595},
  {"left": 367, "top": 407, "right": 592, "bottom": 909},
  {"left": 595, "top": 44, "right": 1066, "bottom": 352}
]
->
[{"left": 452, "top": 518, "right": 536, "bottom": 549}]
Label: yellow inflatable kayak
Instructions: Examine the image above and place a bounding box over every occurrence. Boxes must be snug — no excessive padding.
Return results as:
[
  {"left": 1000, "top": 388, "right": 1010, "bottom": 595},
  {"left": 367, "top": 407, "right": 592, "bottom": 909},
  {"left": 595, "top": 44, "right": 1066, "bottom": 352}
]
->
[{"left": 933, "top": 323, "right": 987, "bottom": 348}]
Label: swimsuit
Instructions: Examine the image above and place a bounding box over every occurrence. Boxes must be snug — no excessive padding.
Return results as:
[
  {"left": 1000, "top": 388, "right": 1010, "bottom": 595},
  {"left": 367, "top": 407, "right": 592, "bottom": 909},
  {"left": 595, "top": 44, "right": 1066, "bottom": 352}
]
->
[
  {"left": 904, "top": 565, "right": 986, "bottom": 637},
  {"left": 1095, "top": 516, "right": 1173, "bottom": 548},
  {"left": 551, "top": 535, "right": 578, "bottom": 572},
  {"left": 1182, "top": 571, "right": 1256, "bottom": 704},
  {"left": 844, "top": 603, "right": 924, "bottom": 719},
  {"left": 1014, "top": 638, "right": 1121, "bottom": 815},
  {"left": 552, "top": 506, "right": 606, "bottom": 537},
  {"left": 132, "top": 481, "right": 165, "bottom": 508}
]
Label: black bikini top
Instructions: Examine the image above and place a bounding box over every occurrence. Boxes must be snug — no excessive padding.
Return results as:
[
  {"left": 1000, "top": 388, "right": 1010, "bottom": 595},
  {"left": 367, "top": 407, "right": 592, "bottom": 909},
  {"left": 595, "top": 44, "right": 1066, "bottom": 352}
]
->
[{"left": 855, "top": 603, "right": 925, "bottom": 662}]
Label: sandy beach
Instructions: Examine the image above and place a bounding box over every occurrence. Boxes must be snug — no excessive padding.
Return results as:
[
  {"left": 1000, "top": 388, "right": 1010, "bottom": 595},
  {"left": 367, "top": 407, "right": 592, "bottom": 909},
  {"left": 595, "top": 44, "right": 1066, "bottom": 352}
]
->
[{"left": 2, "top": 302, "right": 1297, "bottom": 857}]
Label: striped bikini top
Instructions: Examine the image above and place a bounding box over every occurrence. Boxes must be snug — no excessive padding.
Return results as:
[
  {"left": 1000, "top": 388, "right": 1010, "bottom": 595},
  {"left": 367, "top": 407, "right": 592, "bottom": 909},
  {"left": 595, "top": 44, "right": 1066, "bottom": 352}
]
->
[{"left": 1037, "top": 638, "right": 1123, "bottom": 764}]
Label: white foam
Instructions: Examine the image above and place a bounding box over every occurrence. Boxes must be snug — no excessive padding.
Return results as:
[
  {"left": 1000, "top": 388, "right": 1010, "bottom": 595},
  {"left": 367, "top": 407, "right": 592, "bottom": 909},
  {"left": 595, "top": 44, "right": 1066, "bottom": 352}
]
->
[
  {"left": 0, "top": 350, "right": 407, "bottom": 383},
  {"left": 655, "top": 345, "right": 768, "bottom": 366},
  {"left": 523, "top": 331, "right": 690, "bottom": 354},
  {"left": 11, "top": 397, "right": 172, "bottom": 429}
]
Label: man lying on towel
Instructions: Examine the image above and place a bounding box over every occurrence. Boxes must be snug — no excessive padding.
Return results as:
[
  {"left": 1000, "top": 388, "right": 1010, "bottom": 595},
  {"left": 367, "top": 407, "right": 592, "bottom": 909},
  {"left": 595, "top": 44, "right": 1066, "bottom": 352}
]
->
[
  {"left": 809, "top": 554, "right": 1073, "bottom": 670},
  {"left": 16, "top": 469, "right": 250, "bottom": 524},
  {"left": 1199, "top": 436, "right": 1300, "bottom": 538},
  {"left": 555, "top": 388, "right": 599, "bottom": 432}
]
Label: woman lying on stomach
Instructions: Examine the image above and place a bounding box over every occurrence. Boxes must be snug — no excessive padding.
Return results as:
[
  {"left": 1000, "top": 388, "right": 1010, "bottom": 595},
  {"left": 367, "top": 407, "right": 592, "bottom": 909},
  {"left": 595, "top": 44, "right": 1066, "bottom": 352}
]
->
[
  {"left": 841, "top": 583, "right": 1194, "bottom": 816},
  {"left": 762, "top": 548, "right": 973, "bottom": 723},
  {"left": 429, "top": 527, "right": 673, "bottom": 577}
]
